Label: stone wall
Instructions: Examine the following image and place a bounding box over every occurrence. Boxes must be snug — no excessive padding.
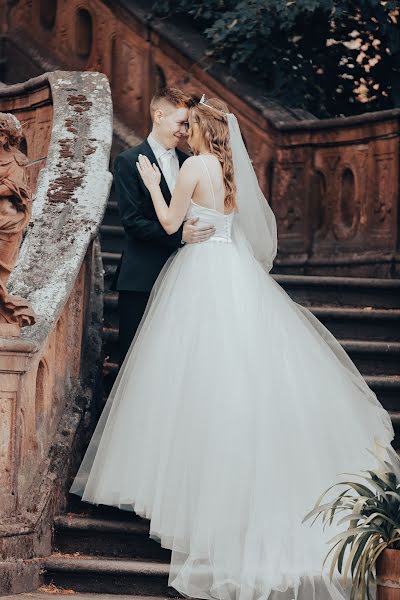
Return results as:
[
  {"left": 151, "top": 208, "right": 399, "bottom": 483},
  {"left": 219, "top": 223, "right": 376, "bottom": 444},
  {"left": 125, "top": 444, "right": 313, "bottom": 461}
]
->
[
  {"left": 0, "top": 70, "right": 113, "bottom": 595},
  {"left": 3, "top": 0, "right": 400, "bottom": 276}
]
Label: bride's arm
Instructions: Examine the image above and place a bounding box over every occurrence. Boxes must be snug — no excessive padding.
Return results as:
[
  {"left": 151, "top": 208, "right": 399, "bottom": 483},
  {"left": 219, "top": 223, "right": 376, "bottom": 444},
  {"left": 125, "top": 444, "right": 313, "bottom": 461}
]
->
[{"left": 137, "top": 154, "right": 198, "bottom": 235}]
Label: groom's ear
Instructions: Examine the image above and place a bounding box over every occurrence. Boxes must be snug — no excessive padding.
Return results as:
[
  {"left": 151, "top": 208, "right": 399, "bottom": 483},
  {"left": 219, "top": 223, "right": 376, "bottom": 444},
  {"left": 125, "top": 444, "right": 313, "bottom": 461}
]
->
[{"left": 153, "top": 108, "right": 163, "bottom": 124}]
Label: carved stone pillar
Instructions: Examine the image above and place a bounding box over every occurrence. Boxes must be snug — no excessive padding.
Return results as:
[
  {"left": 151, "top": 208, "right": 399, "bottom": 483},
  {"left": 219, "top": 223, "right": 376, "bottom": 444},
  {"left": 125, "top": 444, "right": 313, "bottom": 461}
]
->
[{"left": 0, "top": 337, "right": 36, "bottom": 517}]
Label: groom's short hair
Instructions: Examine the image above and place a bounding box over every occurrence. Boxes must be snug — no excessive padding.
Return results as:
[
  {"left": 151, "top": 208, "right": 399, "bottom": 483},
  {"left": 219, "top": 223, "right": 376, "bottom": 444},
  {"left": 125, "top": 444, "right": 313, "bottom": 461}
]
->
[{"left": 150, "top": 87, "right": 191, "bottom": 120}]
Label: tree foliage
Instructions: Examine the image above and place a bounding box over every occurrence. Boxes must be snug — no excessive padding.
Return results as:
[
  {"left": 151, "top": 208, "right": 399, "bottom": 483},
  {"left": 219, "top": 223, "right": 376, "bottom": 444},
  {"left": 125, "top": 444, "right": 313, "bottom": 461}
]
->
[{"left": 152, "top": 0, "right": 400, "bottom": 118}]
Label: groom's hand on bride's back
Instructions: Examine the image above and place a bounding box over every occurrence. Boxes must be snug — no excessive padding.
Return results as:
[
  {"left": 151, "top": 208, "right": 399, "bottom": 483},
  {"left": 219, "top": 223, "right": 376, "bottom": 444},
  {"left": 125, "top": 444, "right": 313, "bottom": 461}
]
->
[{"left": 182, "top": 218, "right": 215, "bottom": 244}]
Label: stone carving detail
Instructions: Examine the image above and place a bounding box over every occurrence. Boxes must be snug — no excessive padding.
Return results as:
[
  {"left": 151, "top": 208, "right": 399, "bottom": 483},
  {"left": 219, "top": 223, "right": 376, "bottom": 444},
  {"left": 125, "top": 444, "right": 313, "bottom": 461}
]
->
[
  {"left": 313, "top": 152, "right": 339, "bottom": 242},
  {"left": 76, "top": 8, "right": 93, "bottom": 60},
  {"left": 11, "top": 0, "right": 33, "bottom": 29},
  {"left": 314, "top": 150, "right": 365, "bottom": 245},
  {"left": 333, "top": 166, "right": 359, "bottom": 241},
  {"left": 332, "top": 150, "right": 367, "bottom": 242},
  {"left": 309, "top": 170, "right": 326, "bottom": 235},
  {"left": 90, "top": 11, "right": 109, "bottom": 73},
  {"left": 118, "top": 41, "right": 147, "bottom": 125},
  {"left": 0, "top": 393, "right": 16, "bottom": 500},
  {"left": 373, "top": 153, "right": 394, "bottom": 227},
  {"left": 39, "top": 0, "right": 57, "bottom": 30},
  {"left": 0, "top": 113, "right": 35, "bottom": 330},
  {"left": 121, "top": 41, "right": 142, "bottom": 97},
  {"left": 274, "top": 163, "right": 303, "bottom": 233}
]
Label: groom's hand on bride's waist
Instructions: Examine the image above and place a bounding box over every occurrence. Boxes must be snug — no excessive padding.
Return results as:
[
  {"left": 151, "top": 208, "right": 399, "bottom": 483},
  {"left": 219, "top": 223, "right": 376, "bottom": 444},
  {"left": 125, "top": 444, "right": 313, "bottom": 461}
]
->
[{"left": 182, "top": 217, "right": 216, "bottom": 245}]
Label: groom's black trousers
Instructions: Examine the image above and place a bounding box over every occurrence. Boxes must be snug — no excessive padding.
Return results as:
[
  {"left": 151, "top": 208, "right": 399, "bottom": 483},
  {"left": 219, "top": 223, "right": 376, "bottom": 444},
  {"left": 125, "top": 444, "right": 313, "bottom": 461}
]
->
[{"left": 117, "top": 290, "right": 150, "bottom": 365}]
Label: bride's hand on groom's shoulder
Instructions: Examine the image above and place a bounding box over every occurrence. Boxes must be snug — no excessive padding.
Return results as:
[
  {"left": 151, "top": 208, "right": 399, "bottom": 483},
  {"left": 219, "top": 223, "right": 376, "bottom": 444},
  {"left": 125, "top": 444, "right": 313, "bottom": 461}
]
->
[{"left": 136, "top": 154, "right": 161, "bottom": 191}]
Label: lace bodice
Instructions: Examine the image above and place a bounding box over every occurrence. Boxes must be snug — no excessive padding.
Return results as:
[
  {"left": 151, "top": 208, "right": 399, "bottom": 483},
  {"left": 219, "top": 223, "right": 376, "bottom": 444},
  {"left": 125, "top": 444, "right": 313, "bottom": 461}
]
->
[{"left": 186, "top": 201, "right": 234, "bottom": 244}]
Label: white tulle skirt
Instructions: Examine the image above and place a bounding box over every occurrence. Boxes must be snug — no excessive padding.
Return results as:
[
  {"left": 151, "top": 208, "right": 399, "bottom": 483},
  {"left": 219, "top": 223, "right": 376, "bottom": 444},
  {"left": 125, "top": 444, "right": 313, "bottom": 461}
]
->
[{"left": 71, "top": 232, "right": 394, "bottom": 600}]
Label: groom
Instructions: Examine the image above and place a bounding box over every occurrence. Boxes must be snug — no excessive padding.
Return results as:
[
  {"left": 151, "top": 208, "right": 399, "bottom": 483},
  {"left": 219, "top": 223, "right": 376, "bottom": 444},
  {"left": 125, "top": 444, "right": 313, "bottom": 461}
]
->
[{"left": 112, "top": 88, "right": 216, "bottom": 363}]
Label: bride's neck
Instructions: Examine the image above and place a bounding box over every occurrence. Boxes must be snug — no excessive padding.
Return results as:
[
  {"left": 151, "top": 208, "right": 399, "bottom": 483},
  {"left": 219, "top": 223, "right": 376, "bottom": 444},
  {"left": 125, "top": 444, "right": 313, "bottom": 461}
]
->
[{"left": 196, "top": 143, "right": 212, "bottom": 156}]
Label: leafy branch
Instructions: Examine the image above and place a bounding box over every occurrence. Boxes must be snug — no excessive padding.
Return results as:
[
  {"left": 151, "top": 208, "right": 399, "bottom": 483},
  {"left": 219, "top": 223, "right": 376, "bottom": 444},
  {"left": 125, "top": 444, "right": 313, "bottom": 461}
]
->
[{"left": 152, "top": 0, "right": 400, "bottom": 118}]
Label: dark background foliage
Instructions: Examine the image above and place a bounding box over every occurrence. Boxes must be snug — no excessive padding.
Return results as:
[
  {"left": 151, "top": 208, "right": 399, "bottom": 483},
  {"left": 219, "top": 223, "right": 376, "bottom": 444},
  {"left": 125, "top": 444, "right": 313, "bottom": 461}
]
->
[{"left": 152, "top": 0, "right": 400, "bottom": 118}]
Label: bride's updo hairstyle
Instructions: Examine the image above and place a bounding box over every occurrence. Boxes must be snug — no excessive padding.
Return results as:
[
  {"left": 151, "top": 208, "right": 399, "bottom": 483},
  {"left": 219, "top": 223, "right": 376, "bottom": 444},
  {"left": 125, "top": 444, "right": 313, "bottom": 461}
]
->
[{"left": 188, "top": 98, "right": 237, "bottom": 211}]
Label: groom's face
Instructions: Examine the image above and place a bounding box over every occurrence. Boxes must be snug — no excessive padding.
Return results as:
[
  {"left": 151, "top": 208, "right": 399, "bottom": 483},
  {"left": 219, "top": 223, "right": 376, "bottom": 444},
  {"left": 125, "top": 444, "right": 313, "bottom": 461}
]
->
[{"left": 155, "top": 105, "right": 188, "bottom": 149}]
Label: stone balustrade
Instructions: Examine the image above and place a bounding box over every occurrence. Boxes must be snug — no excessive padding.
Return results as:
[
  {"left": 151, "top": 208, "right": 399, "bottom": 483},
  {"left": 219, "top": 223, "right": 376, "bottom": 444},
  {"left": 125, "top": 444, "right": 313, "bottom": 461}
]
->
[
  {"left": 0, "top": 70, "right": 112, "bottom": 594},
  {"left": 270, "top": 110, "right": 400, "bottom": 276}
]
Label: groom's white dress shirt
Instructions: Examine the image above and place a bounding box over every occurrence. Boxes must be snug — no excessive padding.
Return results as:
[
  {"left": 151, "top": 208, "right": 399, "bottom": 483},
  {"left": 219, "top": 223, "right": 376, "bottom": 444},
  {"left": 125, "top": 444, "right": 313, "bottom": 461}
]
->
[{"left": 147, "top": 133, "right": 179, "bottom": 193}]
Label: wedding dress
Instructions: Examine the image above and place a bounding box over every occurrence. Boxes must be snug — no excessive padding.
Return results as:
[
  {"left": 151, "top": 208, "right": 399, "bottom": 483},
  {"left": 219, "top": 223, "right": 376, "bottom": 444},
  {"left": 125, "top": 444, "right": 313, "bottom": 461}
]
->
[{"left": 71, "top": 113, "right": 394, "bottom": 600}]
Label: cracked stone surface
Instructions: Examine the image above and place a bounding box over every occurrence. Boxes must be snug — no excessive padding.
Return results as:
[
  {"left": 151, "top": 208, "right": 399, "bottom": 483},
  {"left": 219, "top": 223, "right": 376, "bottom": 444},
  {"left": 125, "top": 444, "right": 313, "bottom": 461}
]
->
[{"left": 8, "top": 70, "right": 113, "bottom": 349}]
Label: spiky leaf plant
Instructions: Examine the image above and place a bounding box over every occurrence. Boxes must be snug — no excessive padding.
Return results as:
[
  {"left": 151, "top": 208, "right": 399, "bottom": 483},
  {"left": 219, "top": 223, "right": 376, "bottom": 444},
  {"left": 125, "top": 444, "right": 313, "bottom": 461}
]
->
[{"left": 303, "top": 446, "right": 400, "bottom": 600}]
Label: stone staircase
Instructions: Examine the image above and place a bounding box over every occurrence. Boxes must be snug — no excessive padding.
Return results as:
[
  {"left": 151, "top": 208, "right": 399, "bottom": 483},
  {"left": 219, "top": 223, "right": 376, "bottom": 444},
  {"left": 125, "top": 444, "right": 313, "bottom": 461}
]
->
[
  {"left": 39, "top": 500, "right": 177, "bottom": 596},
  {"left": 37, "top": 194, "right": 400, "bottom": 596}
]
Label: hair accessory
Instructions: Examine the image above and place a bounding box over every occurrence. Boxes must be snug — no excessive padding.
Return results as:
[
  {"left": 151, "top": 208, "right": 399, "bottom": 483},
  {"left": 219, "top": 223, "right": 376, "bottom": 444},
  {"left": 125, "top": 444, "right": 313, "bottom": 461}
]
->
[{"left": 198, "top": 94, "right": 228, "bottom": 116}]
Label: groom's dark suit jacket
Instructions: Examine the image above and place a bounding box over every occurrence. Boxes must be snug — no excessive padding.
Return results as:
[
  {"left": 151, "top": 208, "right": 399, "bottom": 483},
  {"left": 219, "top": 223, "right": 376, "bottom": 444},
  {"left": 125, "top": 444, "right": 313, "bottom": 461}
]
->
[{"left": 111, "top": 139, "right": 189, "bottom": 292}]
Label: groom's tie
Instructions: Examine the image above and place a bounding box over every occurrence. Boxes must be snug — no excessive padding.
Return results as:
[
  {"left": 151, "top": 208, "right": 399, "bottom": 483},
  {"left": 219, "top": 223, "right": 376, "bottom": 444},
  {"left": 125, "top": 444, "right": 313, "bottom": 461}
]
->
[{"left": 159, "top": 149, "right": 179, "bottom": 193}]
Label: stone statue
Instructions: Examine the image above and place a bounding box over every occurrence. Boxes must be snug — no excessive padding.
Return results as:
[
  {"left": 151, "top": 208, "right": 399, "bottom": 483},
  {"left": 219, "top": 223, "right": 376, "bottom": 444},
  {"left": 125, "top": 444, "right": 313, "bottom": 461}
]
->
[{"left": 0, "top": 112, "right": 35, "bottom": 329}]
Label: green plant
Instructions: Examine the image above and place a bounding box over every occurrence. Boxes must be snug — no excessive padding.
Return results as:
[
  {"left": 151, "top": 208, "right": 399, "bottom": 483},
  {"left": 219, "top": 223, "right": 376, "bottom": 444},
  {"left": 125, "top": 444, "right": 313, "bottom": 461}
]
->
[
  {"left": 152, "top": 0, "right": 400, "bottom": 118},
  {"left": 303, "top": 445, "right": 400, "bottom": 600}
]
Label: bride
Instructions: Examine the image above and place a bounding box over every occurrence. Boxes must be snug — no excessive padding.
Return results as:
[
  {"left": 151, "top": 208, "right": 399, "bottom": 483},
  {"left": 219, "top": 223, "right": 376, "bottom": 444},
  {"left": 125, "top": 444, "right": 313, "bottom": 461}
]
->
[{"left": 71, "top": 96, "right": 394, "bottom": 600}]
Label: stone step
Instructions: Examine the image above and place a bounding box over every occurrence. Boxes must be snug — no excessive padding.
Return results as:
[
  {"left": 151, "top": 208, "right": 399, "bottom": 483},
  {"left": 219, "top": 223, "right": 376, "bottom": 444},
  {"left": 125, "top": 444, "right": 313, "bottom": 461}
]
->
[
  {"left": 389, "top": 411, "right": 400, "bottom": 450},
  {"left": 100, "top": 224, "right": 125, "bottom": 254},
  {"left": 100, "top": 254, "right": 400, "bottom": 308},
  {"left": 100, "top": 224, "right": 124, "bottom": 237},
  {"left": 339, "top": 339, "right": 400, "bottom": 377},
  {"left": 102, "top": 252, "right": 120, "bottom": 291},
  {"left": 102, "top": 252, "right": 120, "bottom": 264},
  {"left": 366, "top": 375, "right": 400, "bottom": 411},
  {"left": 102, "top": 200, "right": 120, "bottom": 227},
  {"left": 54, "top": 514, "right": 170, "bottom": 561},
  {"left": 273, "top": 274, "right": 400, "bottom": 309},
  {"left": 310, "top": 306, "right": 400, "bottom": 342},
  {"left": 103, "top": 359, "right": 120, "bottom": 395},
  {"left": 66, "top": 496, "right": 140, "bottom": 520},
  {"left": 103, "top": 292, "right": 118, "bottom": 328},
  {"left": 42, "top": 555, "right": 179, "bottom": 596},
  {"left": 102, "top": 326, "right": 118, "bottom": 367},
  {"left": 102, "top": 324, "right": 400, "bottom": 377}
]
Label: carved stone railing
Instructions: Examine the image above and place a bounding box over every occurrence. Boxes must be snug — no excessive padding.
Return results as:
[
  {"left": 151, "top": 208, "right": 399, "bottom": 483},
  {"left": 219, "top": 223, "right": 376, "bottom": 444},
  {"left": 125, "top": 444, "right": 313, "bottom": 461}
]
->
[
  {"left": 270, "top": 110, "right": 400, "bottom": 277},
  {"left": 0, "top": 71, "right": 112, "bottom": 595}
]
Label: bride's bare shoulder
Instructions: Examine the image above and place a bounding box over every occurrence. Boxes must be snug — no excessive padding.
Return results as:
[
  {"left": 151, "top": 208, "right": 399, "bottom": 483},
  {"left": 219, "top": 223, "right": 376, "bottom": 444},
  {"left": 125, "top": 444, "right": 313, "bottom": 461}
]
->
[
  {"left": 183, "top": 155, "right": 202, "bottom": 165},
  {"left": 180, "top": 155, "right": 204, "bottom": 173}
]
